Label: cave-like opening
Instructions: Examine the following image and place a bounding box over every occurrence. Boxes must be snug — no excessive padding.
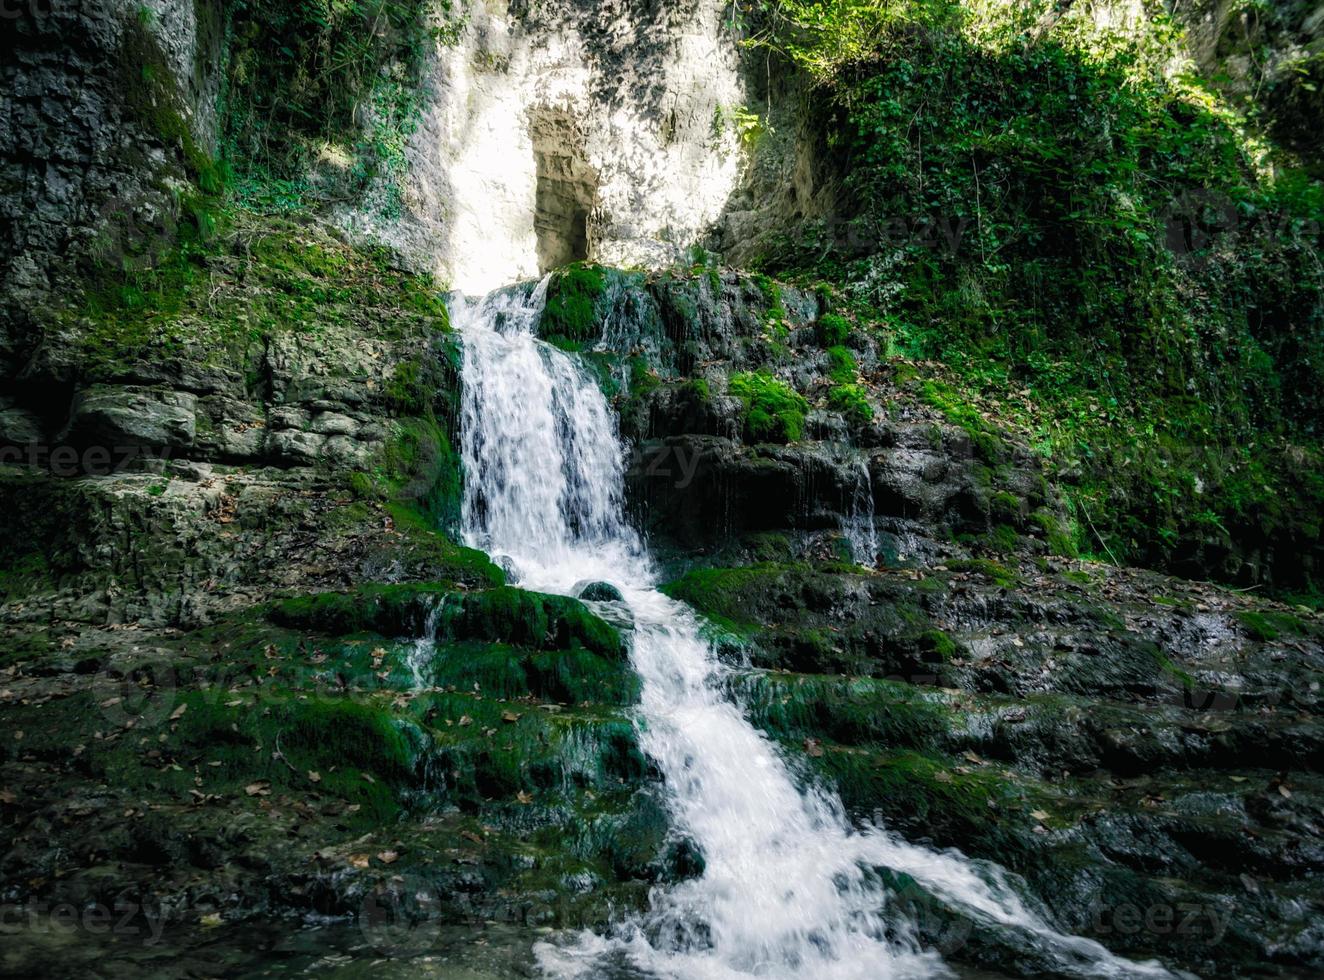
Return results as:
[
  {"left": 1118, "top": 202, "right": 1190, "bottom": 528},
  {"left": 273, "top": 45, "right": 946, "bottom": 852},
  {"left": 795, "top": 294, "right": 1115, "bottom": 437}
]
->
[{"left": 530, "top": 109, "right": 598, "bottom": 272}]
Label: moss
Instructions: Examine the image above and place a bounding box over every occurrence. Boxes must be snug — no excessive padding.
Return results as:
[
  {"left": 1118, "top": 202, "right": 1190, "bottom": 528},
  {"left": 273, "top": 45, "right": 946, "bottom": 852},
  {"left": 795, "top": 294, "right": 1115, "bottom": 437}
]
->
[
  {"left": 270, "top": 584, "right": 622, "bottom": 661},
  {"left": 732, "top": 671, "right": 953, "bottom": 747},
  {"left": 541, "top": 263, "right": 608, "bottom": 344},
  {"left": 828, "top": 383, "right": 874, "bottom": 425},
  {"left": 816, "top": 313, "right": 851, "bottom": 347},
  {"left": 985, "top": 524, "right": 1019, "bottom": 554},
  {"left": 918, "top": 629, "right": 957, "bottom": 661},
  {"left": 919, "top": 380, "right": 1006, "bottom": 463},
  {"left": 990, "top": 491, "right": 1022, "bottom": 521},
  {"left": 826, "top": 345, "right": 857, "bottom": 384},
  {"left": 945, "top": 558, "right": 1020, "bottom": 588},
  {"left": 1032, "top": 509, "right": 1078, "bottom": 558},
  {"left": 729, "top": 371, "right": 809, "bottom": 443},
  {"left": 1235, "top": 610, "right": 1306, "bottom": 642},
  {"left": 807, "top": 746, "right": 1040, "bottom": 861}
]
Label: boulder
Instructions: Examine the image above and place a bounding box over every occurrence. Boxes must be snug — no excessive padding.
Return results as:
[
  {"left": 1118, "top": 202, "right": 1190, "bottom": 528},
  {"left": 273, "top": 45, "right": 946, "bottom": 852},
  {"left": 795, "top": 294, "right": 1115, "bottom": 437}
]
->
[{"left": 66, "top": 385, "right": 196, "bottom": 450}]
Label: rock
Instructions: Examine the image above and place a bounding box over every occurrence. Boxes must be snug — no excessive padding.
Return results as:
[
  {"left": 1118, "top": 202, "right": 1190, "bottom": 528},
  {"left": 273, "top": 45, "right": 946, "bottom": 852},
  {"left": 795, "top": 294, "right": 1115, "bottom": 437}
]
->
[
  {"left": 66, "top": 385, "right": 197, "bottom": 450},
  {"left": 0, "top": 400, "right": 42, "bottom": 445},
  {"left": 577, "top": 580, "right": 624, "bottom": 603}
]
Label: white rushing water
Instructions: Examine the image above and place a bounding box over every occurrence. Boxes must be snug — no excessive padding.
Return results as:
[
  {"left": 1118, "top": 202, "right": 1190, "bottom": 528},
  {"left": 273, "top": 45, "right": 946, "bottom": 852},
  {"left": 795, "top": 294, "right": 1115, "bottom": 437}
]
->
[{"left": 452, "top": 283, "right": 1174, "bottom": 980}]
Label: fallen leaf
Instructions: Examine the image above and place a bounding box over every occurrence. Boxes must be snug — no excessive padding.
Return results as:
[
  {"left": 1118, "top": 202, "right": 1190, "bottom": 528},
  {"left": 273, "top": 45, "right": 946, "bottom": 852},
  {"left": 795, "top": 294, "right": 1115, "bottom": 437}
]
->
[
  {"left": 962, "top": 750, "right": 984, "bottom": 765},
  {"left": 458, "top": 715, "right": 473, "bottom": 727},
  {"left": 0, "top": 790, "right": 16, "bottom": 805},
  {"left": 348, "top": 854, "right": 371, "bottom": 869},
  {"left": 377, "top": 850, "right": 399, "bottom": 865},
  {"left": 933, "top": 770, "right": 953, "bottom": 783},
  {"left": 516, "top": 790, "right": 532, "bottom": 804},
  {"left": 362, "top": 773, "right": 376, "bottom": 784},
  {"left": 170, "top": 704, "right": 187, "bottom": 721},
  {"left": 245, "top": 781, "right": 271, "bottom": 797},
  {"left": 200, "top": 913, "right": 223, "bottom": 928},
  {"left": 1278, "top": 784, "right": 1292, "bottom": 798},
  {"left": 308, "top": 771, "right": 321, "bottom": 783},
  {"left": 1030, "top": 809, "right": 1051, "bottom": 821},
  {"left": 502, "top": 711, "right": 521, "bottom": 723},
  {"left": 804, "top": 738, "right": 824, "bottom": 758}
]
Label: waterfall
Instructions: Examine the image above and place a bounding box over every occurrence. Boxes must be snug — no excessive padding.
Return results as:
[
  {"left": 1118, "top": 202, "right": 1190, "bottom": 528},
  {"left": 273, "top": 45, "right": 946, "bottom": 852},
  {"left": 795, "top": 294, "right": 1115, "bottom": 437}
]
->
[
  {"left": 842, "top": 455, "right": 879, "bottom": 568},
  {"left": 451, "top": 284, "right": 1173, "bottom": 980}
]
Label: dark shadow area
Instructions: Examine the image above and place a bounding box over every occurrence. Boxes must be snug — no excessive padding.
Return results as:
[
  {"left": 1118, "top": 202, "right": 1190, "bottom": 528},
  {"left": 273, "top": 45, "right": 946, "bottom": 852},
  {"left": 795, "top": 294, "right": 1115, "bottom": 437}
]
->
[{"left": 530, "top": 108, "right": 598, "bottom": 272}]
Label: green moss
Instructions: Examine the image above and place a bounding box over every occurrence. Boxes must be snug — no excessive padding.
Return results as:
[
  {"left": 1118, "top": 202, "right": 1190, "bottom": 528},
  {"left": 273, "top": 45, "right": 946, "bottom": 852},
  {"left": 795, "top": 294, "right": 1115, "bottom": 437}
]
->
[
  {"left": 270, "top": 584, "right": 622, "bottom": 661},
  {"left": 826, "top": 345, "right": 857, "bottom": 384},
  {"left": 816, "top": 313, "right": 851, "bottom": 347},
  {"left": 945, "top": 558, "right": 1019, "bottom": 588},
  {"left": 1032, "top": 510, "right": 1078, "bottom": 558},
  {"left": 541, "top": 263, "right": 608, "bottom": 344},
  {"left": 729, "top": 371, "right": 809, "bottom": 443},
  {"left": 1235, "top": 609, "right": 1306, "bottom": 642},
  {"left": 828, "top": 383, "right": 873, "bottom": 425},
  {"left": 986, "top": 524, "right": 1019, "bottom": 554},
  {"left": 732, "top": 671, "right": 952, "bottom": 747},
  {"left": 918, "top": 629, "right": 957, "bottom": 661}
]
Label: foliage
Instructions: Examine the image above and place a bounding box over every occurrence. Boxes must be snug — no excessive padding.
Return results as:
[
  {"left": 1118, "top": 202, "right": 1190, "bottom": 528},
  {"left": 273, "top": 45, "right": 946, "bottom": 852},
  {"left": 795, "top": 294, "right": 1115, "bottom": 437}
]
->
[
  {"left": 745, "top": 0, "right": 1324, "bottom": 591},
  {"left": 222, "top": 0, "right": 463, "bottom": 213},
  {"left": 729, "top": 371, "right": 810, "bottom": 443}
]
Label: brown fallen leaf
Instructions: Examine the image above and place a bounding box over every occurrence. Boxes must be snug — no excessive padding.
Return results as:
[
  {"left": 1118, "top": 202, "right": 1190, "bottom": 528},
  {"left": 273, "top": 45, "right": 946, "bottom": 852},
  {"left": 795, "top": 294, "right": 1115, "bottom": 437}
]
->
[
  {"left": 933, "top": 770, "right": 953, "bottom": 783},
  {"left": 169, "top": 703, "right": 187, "bottom": 721},
  {"left": 516, "top": 790, "right": 532, "bottom": 804},
  {"left": 804, "top": 738, "right": 824, "bottom": 758},
  {"left": 377, "top": 850, "right": 399, "bottom": 865},
  {"left": 458, "top": 715, "right": 473, "bottom": 727},
  {"left": 308, "top": 771, "right": 321, "bottom": 783},
  {"left": 460, "top": 830, "right": 484, "bottom": 845},
  {"left": 348, "top": 854, "right": 371, "bottom": 869},
  {"left": 362, "top": 773, "right": 376, "bottom": 784},
  {"left": 0, "top": 790, "right": 15, "bottom": 805},
  {"left": 502, "top": 711, "right": 521, "bottom": 723},
  {"left": 1030, "top": 809, "right": 1051, "bottom": 821},
  {"left": 245, "top": 781, "right": 270, "bottom": 797},
  {"left": 1278, "top": 784, "right": 1293, "bottom": 798}
]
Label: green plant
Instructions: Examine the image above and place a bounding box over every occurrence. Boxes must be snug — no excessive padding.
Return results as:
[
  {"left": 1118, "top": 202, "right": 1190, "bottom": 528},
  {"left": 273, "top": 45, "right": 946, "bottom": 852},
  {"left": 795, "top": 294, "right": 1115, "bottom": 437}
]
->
[
  {"left": 729, "top": 371, "right": 809, "bottom": 443},
  {"left": 816, "top": 313, "right": 851, "bottom": 347},
  {"left": 541, "top": 263, "right": 608, "bottom": 343}
]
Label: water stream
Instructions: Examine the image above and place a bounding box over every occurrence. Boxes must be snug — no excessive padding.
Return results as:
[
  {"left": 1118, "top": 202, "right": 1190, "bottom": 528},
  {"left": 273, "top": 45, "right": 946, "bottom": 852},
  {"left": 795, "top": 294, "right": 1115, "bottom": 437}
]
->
[{"left": 450, "top": 282, "right": 1173, "bottom": 980}]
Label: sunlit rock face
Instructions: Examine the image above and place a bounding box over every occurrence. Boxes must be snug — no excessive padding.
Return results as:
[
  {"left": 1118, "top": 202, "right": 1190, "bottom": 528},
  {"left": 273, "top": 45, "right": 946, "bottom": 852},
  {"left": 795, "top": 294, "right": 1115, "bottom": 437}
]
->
[{"left": 349, "top": 0, "right": 746, "bottom": 293}]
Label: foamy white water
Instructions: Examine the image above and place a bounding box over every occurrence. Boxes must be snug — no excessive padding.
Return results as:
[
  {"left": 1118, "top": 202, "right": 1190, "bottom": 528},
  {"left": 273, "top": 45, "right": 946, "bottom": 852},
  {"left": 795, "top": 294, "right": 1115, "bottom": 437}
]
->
[{"left": 451, "top": 283, "right": 1174, "bottom": 980}]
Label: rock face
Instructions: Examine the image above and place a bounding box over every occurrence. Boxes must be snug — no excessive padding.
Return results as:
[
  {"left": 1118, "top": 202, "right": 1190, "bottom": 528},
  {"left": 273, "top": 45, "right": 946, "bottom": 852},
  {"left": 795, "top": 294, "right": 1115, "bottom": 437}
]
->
[
  {"left": 363, "top": 0, "right": 747, "bottom": 292},
  {"left": 0, "top": 1, "right": 1321, "bottom": 977},
  {"left": 0, "top": 0, "right": 223, "bottom": 373}
]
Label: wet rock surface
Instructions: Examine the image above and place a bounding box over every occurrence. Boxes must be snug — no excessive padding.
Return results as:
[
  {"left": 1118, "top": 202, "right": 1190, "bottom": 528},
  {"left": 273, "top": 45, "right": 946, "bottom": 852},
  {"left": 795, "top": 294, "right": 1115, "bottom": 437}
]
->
[{"left": 0, "top": 243, "right": 1320, "bottom": 976}]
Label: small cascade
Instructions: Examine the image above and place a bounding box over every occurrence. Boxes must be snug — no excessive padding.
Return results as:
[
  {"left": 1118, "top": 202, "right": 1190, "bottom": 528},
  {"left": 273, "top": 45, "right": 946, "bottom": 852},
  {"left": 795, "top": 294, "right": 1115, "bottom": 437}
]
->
[
  {"left": 405, "top": 594, "right": 448, "bottom": 689},
  {"left": 842, "top": 454, "right": 879, "bottom": 568},
  {"left": 450, "top": 281, "right": 1174, "bottom": 980}
]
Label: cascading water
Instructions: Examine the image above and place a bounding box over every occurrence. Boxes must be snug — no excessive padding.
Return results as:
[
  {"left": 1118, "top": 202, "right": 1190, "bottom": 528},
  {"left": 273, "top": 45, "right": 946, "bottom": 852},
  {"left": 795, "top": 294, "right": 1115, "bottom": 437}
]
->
[
  {"left": 451, "top": 283, "right": 1174, "bottom": 980},
  {"left": 842, "top": 455, "right": 879, "bottom": 568}
]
